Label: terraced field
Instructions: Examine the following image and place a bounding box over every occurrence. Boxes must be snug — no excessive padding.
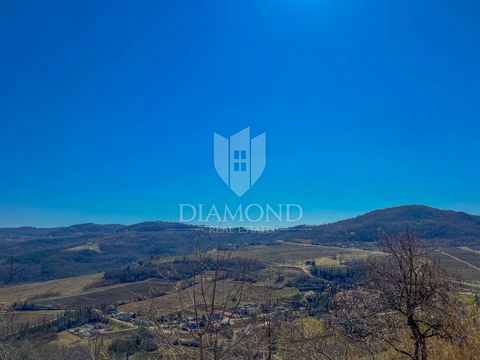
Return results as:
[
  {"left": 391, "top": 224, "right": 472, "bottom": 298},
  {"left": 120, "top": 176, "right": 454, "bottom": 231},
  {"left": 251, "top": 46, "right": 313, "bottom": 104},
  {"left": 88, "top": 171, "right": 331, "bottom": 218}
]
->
[
  {"left": 119, "top": 279, "right": 298, "bottom": 315},
  {"left": 435, "top": 247, "right": 480, "bottom": 283},
  {"left": 37, "top": 279, "right": 176, "bottom": 309},
  {"left": 0, "top": 273, "right": 103, "bottom": 305},
  {"left": 231, "top": 242, "right": 378, "bottom": 265}
]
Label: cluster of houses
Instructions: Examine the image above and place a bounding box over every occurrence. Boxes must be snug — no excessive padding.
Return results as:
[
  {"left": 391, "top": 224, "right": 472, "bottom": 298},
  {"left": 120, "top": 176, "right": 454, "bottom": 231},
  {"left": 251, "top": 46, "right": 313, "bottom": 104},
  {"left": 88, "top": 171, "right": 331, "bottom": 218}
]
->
[
  {"left": 67, "top": 302, "right": 291, "bottom": 338},
  {"left": 67, "top": 311, "right": 145, "bottom": 338},
  {"left": 68, "top": 322, "right": 107, "bottom": 337},
  {"left": 159, "top": 303, "right": 268, "bottom": 332},
  {"left": 109, "top": 311, "right": 149, "bottom": 327},
  {"left": 109, "top": 311, "right": 136, "bottom": 322}
]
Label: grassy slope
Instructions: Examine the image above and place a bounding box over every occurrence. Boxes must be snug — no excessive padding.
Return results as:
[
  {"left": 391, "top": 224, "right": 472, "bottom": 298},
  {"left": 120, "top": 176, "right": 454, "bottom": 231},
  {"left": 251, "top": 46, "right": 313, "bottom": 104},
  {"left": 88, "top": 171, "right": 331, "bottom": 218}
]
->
[
  {"left": 4, "top": 242, "right": 478, "bottom": 322},
  {"left": 0, "top": 273, "right": 103, "bottom": 305},
  {"left": 37, "top": 279, "right": 175, "bottom": 309}
]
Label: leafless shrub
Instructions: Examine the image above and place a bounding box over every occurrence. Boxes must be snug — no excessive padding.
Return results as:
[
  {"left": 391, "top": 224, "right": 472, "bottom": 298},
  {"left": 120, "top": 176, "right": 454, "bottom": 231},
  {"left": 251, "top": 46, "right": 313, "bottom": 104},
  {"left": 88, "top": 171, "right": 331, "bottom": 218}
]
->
[
  {"left": 146, "top": 243, "right": 262, "bottom": 359},
  {"left": 335, "top": 227, "right": 465, "bottom": 360}
]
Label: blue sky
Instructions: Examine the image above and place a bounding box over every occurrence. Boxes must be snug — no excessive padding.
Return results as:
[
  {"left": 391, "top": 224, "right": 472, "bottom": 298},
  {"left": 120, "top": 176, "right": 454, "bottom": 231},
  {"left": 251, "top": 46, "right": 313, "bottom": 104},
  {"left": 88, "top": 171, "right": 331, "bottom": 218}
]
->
[{"left": 0, "top": 0, "right": 479, "bottom": 227}]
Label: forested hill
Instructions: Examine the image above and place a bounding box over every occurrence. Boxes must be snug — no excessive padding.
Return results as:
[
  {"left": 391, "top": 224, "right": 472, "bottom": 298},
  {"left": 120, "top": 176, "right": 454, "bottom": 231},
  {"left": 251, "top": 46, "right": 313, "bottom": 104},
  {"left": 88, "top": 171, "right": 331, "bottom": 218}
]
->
[{"left": 279, "top": 205, "right": 480, "bottom": 246}]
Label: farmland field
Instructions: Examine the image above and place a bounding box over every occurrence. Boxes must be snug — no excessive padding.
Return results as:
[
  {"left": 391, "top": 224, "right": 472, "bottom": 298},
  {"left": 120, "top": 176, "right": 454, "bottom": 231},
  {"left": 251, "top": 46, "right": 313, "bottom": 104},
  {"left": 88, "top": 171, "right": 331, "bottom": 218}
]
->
[
  {"left": 0, "top": 310, "right": 65, "bottom": 337},
  {"left": 434, "top": 247, "right": 480, "bottom": 284},
  {"left": 37, "top": 279, "right": 176, "bottom": 309},
  {"left": 0, "top": 243, "right": 351, "bottom": 312},
  {"left": 119, "top": 279, "right": 298, "bottom": 315},
  {"left": 230, "top": 242, "right": 378, "bottom": 265},
  {"left": 65, "top": 243, "right": 101, "bottom": 252},
  {"left": 118, "top": 243, "right": 376, "bottom": 315},
  {"left": 0, "top": 273, "right": 103, "bottom": 305},
  {"left": 0, "top": 310, "right": 64, "bottom": 327},
  {"left": 442, "top": 247, "right": 480, "bottom": 268}
]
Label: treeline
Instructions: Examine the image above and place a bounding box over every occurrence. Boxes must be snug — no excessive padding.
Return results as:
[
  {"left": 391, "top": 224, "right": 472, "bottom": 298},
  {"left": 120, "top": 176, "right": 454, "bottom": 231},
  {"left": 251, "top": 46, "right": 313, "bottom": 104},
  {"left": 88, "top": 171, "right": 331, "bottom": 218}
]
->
[
  {"left": 0, "top": 226, "right": 276, "bottom": 284},
  {"left": 287, "top": 276, "right": 327, "bottom": 292},
  {"left": 310, "top": 261, "right": 366, "bottom": 285},
  {"left": 103, "top": 256, "right": 265, "bottom": 284},
  {"left": 108, "top": 328, "right": 156, "bottom": 357},
  {"left": 288, "top": 259, "right": 366, "bottom": 292},
  {"left": 10, "top": 307, "right": 103, "bottom": 340}
]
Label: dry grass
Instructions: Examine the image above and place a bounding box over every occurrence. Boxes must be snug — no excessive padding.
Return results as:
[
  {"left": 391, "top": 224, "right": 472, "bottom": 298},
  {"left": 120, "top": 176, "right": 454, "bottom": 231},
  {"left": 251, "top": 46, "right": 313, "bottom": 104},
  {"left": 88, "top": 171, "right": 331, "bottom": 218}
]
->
[
  {"left": 232, "top": 243, "right": 378, "bottom": 264},
  {"left": 65, "top": 243, "right": 101, "bottom": 252},
  {"left": 434, "top": 248, "right": 480, "bottom": 284},
  {"left": 0, "top": 310, "right": 64, "bottom": 328},
  {"left": 119, "top": 279, "right": 297, "bottom": 315},
  {"left": 0, "top": 273, "right": 103, "bottom": 305},
  {"left": 49, "top": 331, "right": 85, "bottom": 347},
  {"left": 37, "top": 279, "right": 175, "bottom": 309}
]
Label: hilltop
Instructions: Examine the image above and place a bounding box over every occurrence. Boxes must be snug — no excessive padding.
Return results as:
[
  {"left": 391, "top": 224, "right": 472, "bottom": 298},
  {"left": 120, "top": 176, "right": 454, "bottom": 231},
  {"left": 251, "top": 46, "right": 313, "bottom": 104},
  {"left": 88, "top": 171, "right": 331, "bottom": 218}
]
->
[{"left": 282, "top": 205, "right": 480, "bottom": 246}]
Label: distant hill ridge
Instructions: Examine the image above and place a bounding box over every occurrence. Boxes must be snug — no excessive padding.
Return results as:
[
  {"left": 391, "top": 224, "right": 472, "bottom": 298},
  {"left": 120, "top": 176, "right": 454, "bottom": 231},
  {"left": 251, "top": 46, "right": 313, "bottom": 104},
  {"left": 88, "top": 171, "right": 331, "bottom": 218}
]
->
[
  {"left": 0, "top": 223, "right": 125, "bottom": 238},
  {"left": 0, "top": 222, "right": 201, "bottom": 238},
  {"left": 1, "top": 205, "right": 479, "bottom": 245},
  {"left": 285, "top": 205, "right": 480, "bottom": 245},
  {"left": 1, "top": 205, "right": 479, "bottom": 283}
]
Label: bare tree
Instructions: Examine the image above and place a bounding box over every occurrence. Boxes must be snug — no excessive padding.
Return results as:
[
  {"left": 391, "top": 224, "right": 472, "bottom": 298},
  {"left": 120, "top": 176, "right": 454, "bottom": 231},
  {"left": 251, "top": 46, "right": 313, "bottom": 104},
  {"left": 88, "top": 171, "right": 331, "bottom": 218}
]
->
[
  {"left": 0, "top": 342, "right": 21, "bottom": 360},
  {"left": 147, "top": 243, "right": 261, "bottom": 359},
  {"left": 277, "top": 317, "right": 335, "bottom": 360},
  {"left": 88, "top": 335, "right": 106, "bottom": 360},
  {"left": 0, "top": 255, "right": 18, "bottom": 358},
  {"left": 2, "top": 256, "right": 16, "bottom": 287},
  {"left": 336, "top": 227, "right": 464, "bottom": 360},
  {"left": 232, "top": 272, "right": 285, "bottom": 360}
]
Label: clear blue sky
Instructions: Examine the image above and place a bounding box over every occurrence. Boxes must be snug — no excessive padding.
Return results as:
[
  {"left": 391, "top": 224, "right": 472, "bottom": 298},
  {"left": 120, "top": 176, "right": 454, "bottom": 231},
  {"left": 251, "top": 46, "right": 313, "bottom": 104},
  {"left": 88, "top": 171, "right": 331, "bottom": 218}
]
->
[{"left": 0, "top": 1, "right": 479, "bottom": 227}]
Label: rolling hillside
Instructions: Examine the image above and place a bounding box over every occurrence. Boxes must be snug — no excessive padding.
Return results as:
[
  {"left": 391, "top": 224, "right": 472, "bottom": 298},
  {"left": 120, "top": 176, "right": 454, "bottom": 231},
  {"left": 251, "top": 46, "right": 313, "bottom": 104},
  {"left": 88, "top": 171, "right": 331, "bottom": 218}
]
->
[{"left": 1, "top": 205, "right": 479, "bottom": 284}]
